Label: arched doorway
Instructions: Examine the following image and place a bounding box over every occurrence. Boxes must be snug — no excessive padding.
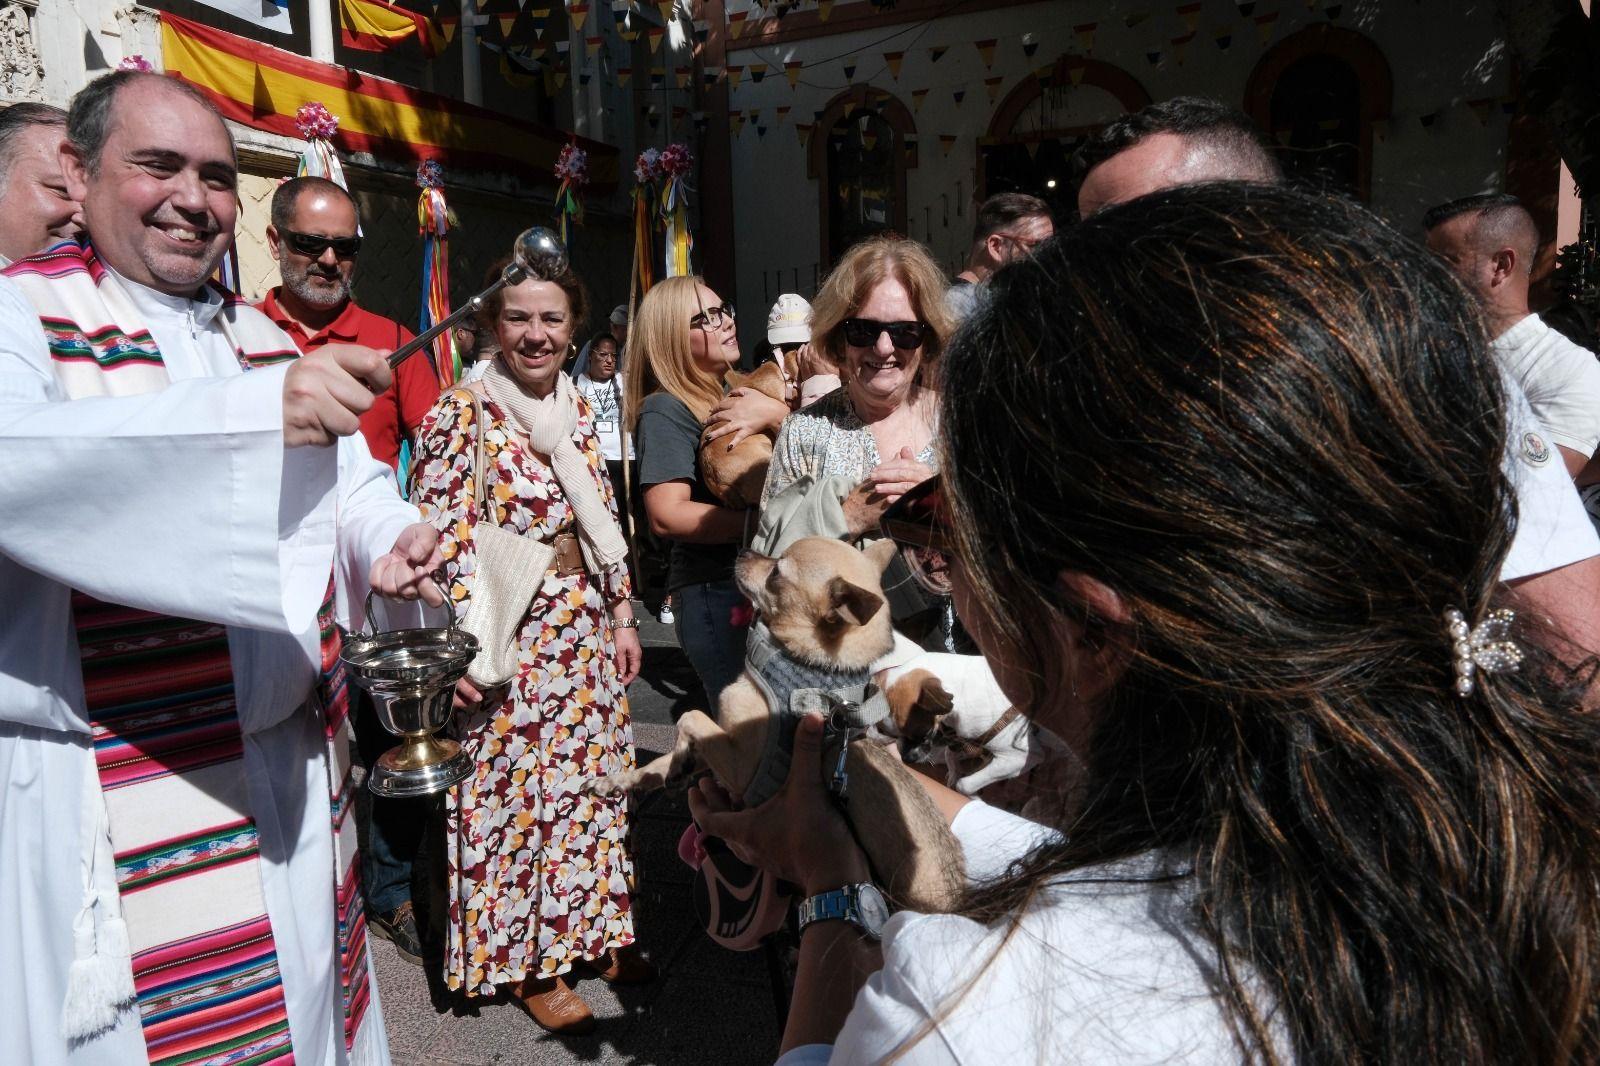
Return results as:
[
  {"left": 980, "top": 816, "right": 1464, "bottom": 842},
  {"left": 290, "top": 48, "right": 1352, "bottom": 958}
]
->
[
  {"left": 1245, "top": 27, "right": 1393, "bottom": 201},
  {"left": 983, "top": 56, "right": 1151, "bottom": 217},
  {"left": 808, "top": 86, "right": 917, "bottom": 267}
]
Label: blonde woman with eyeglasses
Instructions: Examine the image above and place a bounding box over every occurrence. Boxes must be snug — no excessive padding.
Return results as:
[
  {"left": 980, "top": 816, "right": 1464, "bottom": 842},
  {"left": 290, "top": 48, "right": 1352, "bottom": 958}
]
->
[{"left": 624, "top": 276, "right": 786, "bottom": 702}]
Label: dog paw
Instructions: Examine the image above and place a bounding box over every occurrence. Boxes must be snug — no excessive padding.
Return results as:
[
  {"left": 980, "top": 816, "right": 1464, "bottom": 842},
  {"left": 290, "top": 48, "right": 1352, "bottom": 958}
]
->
[{"left": 590, "top": 775, "right": 624, "bottom": 797}]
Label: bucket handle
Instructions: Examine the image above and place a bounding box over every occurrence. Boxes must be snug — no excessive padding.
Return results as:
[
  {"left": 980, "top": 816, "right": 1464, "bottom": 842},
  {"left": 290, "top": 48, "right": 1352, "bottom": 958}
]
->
[{"left": 360, "top": 572, "right": 458, "bottom": 639}]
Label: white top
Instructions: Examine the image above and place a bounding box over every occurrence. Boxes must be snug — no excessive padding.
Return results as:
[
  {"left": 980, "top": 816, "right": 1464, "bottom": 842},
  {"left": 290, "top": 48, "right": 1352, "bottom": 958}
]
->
[
  {"left": 1493, "top": 313, "right": 1600, "bottom": 458},
  {"left": 576, "top": 370, "right": 633, "bottom": 461},
  {"left": 1499, "top": 372, "right": 1600, "bottom": 580},
  {"left": 778, "top": 801, "right": 1288, "bottom": 1065},
  {"left": 0, "top": 272, "right": 409, "bottom": 1066}
]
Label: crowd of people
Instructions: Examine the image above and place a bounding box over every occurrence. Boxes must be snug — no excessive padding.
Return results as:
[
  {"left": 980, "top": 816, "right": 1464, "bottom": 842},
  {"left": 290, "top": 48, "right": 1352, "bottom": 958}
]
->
[{"left": 2, "top": 69, "right": 1599, "bottom": 1066}]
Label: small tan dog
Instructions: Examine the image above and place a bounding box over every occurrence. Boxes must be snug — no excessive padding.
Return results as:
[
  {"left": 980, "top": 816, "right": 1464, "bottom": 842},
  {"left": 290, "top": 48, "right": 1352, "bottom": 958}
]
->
[
  {"left": 594, "top": 536, "right": 966, "bottom": 912},
  {"left": 699, "top": 350, "right": 797, "bottom": 510}
]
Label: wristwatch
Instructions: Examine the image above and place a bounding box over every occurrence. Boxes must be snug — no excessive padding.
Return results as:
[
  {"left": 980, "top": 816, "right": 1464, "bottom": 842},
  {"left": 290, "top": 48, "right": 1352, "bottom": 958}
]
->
[{"left": 796, "top": 882, "right": 890, "bottom": 940}]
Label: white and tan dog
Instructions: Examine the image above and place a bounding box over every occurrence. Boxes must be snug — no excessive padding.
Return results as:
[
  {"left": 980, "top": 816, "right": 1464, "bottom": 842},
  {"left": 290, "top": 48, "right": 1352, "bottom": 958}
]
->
[
  {"left": 878, "top": 653, "right": 1074, "bottom": 796},
  {"left": 595, "top": 536, "right": 966, "bottom": 912}
]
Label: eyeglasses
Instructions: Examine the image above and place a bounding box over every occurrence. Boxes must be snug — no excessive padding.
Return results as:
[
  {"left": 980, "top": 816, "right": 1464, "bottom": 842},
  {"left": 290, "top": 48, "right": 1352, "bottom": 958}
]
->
[
  {"left": 879, "top": 475, "right": 953, "bottom": 595},
  {"left": 282, "top": 229, "right": 361, "bottom": 259},
  {"left": 841, "top": 318, "right": 930, "bottom": 350},
  {"left": 691, "top": 304, "right": 736, "bottom": 331}
]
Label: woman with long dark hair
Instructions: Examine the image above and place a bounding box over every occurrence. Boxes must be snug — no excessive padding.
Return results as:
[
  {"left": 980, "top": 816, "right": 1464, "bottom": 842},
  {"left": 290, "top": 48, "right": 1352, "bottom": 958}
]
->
[{"left": 693, "top": 183, "right": 1600, "bottom": 1063}]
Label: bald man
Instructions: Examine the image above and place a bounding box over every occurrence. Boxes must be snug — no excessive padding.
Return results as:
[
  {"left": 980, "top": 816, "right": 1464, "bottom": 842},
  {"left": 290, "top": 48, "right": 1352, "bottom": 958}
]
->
[
  {"left": 1075, "top": 99, "right": 1600, "bottom": 659},
  {"left": 1425, "top": 193, "right": 1600, "bottom": 481}
]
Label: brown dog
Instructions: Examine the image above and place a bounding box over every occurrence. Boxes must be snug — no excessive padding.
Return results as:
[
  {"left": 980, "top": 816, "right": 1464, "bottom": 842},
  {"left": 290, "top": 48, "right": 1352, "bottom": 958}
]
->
[
  {"left": 699, "top": 351, "right": 797, "bottom": 510},
  {"left": 594, "top": 536, "right": 967, "bottom": 913}
]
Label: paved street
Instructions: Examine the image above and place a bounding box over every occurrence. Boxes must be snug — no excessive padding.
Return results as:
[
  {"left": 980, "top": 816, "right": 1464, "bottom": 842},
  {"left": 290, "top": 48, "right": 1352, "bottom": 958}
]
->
[{"left": 364, "top": 608, "right": 785, "bottom": 1065}]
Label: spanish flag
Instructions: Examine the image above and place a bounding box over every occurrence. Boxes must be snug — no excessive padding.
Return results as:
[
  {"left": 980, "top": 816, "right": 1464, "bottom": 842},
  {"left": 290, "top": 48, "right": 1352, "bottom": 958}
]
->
[
  {"left": 159, "top": 12, "right": 618, "bottom": 186},
  {"left": 339, "top": 0, "right": 445, "bottom": 58}
]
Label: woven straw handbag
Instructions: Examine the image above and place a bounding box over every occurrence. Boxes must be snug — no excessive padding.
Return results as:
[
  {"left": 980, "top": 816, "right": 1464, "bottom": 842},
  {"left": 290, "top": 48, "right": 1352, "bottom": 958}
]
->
[{"left": 458, "top": 390, "right": 556, "bottom": 687}]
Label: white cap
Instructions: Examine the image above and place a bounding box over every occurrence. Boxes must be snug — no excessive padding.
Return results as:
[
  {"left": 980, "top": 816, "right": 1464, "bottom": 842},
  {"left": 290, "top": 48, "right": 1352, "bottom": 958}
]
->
[
  {"left": 767, "top": 293, "right": 812, "bottom": 345},
  {"left": 609, "top": 304, "right": 629, "bottom": 326}
]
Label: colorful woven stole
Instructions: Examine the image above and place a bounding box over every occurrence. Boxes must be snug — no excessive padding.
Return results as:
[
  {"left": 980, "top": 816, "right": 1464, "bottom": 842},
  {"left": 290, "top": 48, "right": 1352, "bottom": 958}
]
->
[{"left": 6, "top": 242, "right": 370, "bottom": 1062}]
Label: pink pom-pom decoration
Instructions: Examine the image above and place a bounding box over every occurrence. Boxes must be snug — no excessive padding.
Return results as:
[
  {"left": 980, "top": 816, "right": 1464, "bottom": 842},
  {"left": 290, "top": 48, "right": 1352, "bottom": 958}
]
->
[
  {"left": 554, "top": 143, "right": 590, "bottom": 186},
  {"left": 117, "top": 55, "right": 154, "bottom": 73},
  {"left": 415, "top": 159, "right": 445, "bottom": 189},
  {"left": 658, "top": 142, "right": 694, "bottom": 178},
  {"left": 634, "top": 147, "right": 662, "bottom": 184},
  {"left": 294, "top": 102, "right": 340, "bottom": 141}
]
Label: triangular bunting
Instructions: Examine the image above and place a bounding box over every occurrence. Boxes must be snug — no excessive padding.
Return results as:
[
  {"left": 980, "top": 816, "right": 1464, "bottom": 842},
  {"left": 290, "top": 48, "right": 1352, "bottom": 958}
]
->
[
  {"left": 579, "top": 69, "right": 592, "bottom": 85},
  {"left": 939, "top": 134, "right": 956, "bottom": 157},
  {"left": 929, "top": 45, "right": 948, "bottom": 63},
  {"left": 1124, "top": 11, "right": 1150, "bottom": 28},
  {"left": 617, "top": 65, "right": 632, "bottom": 85},
  {"left": 843, "top": 61, "right": 857, "bottom": 80},
  {"left": 1254, "top": 11, "right": 1278, "bottom": 46},
  {"left": 975, "top": 38, "right": 997, "bottom": 69},
  {"left": 650, "top": 65, "right": 665, "bottom": 87},
  {"left": 786, "top": 60, "right": 802, "bottom": 88},
  {"left": 730, "top": 111, "right": 745, "bottom": 136},
  {"left": 795, "top": 121, "right": 812, "bottom": 145},
  {"left": 1075, "top": 22, "right": 1097, "bottom": 52},
  {"left": 1176, "top": 2, "right": 1201, "bottom": 33},
  {"left": 884, "top": 51, "right": 903, "bottom": 79},
  {"left": 692, "top": 18, "right": 707, "bottom": 42},
  {"left": 817, "top": 0, "right": 833, "bottom": 20},
  {"left": 676, "top": 69, "right": 691, "bottom": 89},
  {"left": 657, "top": 0, "right": 673, "bottom": 24},
  {"left": 1171, "top": 33, "right": 1193, "bottom": 65},
  {"left": 553, "top": 68, "right": 568, "bottom": 86},
  {"left": 531, "top": 7, "right": 551, "bottom": 35},
  {"left": 501, "top": 54, "right": 538, "bottom": 88},
  {"left": 727, "top": 64, "right": 744, "bottom": 88},
  {"left": 729, "top": 9, "right": 747, "bottom": 37},
  {"left": 1215, "top": 29, "right": 1232, "bottom": 50},
  {"left": 497, "top": 14, "right": 518, "bottom": 40},
  {"left": 703, "top": 67, "right": 720, "bottom": 87},
  {"left": 585, "top": 34, "right": 602, "bottom": 56},
  {"left": 751, "top": 62, "right": 767, "bottom": 82},
  {"left": 912, "top": 87, "right": 929, "bottom": 110},
  {"left": 1325, "top": 2, "right": 1342, "bottom": 19},
  {"left": 984, "top": 75, "right": 1003, "bottom": 101},
  {"left": 1068, "top": 62, "right": 1086, "bottom": 86},
  {"left": 648, "top": 25, "right": 663, "bottom": 51},
  {"left": 569, "top": 1, "right": 588, "bottom": 32},
  {"left": 1235, "top": 1, "right": 1255, "bottom": 14},
  {"left": 861, "top": 130, "right": 877, "bottom": 151},
  {"left": 952, "top": 88, "right": 965, "bottom": 105},
  {"left": 1146, "top": 49, "right": 1163, "bottom": 66},
  {"left": 1467, "top": 97, "right": 1494, "bottom": 125},
  {"left": 776, "top": 105, "right": 790, "bottom": 124},
  {"left": 1021, "top": 36, "right": 1038, "bottom": 58}
]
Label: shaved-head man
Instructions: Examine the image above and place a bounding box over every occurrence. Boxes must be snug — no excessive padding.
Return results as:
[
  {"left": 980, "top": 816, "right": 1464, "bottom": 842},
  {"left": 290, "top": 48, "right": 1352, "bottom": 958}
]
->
[
  {"left": 1074, "top": 97, "right": 1600, "bottom": 659},
  {"left": 1426, "top": 193, "right": 1600, "bottom": 483},
  {"left": 0, "top": 102, "right": 81, "bottom": 264},
  {"left": 0, "top": 70, "right": 439, "bottom": 1064}
]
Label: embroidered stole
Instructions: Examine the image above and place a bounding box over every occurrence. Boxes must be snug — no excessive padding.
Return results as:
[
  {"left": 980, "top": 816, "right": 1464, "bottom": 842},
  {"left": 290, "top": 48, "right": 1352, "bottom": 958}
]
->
[{"left": 7, "top": 242, "right": 370, "bottom": 1063}]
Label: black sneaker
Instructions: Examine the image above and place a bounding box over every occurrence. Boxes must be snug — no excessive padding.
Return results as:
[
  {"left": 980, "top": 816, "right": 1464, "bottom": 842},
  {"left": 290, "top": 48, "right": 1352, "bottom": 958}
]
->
[{"left": 369, "top": 900, "right": 424, "bottom": 966}]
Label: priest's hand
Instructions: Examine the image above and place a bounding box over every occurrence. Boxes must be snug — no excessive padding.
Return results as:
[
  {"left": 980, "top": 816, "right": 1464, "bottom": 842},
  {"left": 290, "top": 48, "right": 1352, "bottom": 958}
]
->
[
  {"left": 283, "top": 343, "right": 393, "bottom": 447},
  {"left": 371, "top": 523, "right": 446, "bottom": 606}
]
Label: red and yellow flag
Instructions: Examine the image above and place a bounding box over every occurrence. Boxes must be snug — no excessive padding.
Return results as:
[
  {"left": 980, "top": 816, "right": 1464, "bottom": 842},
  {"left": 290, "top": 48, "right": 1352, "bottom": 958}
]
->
[{"left": 339, "top": 0, "right": 444, "bottom": 57}]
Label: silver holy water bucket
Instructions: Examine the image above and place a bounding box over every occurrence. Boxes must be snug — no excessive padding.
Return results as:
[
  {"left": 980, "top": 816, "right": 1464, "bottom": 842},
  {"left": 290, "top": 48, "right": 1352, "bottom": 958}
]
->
[{"left": 341, "top": 582, "right": 479, "bottom": 798}]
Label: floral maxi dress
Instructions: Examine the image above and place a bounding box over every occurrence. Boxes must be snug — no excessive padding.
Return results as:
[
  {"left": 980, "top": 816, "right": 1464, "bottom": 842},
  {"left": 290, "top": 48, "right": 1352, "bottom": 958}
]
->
[{"left": 412, "top": 388, "right": 637, "bottom": 996}]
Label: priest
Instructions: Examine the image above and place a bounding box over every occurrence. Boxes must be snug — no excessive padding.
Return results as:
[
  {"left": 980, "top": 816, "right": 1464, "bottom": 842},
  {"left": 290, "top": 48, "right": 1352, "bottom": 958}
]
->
[{"left": 0, "top": 70, "right": 439, "bottom": 1065}]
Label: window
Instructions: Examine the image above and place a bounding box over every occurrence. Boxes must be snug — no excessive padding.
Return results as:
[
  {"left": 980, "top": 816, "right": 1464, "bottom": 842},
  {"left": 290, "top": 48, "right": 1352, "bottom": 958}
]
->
[{"left": 826, "top": 110, "right": 897, "bottom": 261}]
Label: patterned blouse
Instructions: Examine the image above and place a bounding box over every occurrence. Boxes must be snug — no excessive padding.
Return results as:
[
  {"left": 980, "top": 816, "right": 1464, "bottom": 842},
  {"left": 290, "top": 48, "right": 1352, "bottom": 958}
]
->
[{"left": 760, "top": 386, "right": 939, "bottom": 507}]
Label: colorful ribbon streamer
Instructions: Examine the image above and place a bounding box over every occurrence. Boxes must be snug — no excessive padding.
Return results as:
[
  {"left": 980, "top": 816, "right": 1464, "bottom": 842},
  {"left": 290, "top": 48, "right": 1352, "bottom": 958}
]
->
[
  {"left": 658, "top": 142, "right": 693, "bottom": 278},
  {"left": 554, "top": 142, "right": 589, "bottom": 250},
  {"left": 294, "top": 102, "right": 350, "bottom": 190},
  {"left": 631, "top": 148, "right": 661, "bottom": 295},
  {"left": 416, "top": 159, "right": 459, "bottom": 390}
]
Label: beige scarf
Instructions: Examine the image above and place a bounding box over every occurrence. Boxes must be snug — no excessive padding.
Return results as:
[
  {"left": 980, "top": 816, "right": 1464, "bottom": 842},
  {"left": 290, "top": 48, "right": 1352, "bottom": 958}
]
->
[{"left": 481, "top": 357, "right": 629, "bottom": 572}]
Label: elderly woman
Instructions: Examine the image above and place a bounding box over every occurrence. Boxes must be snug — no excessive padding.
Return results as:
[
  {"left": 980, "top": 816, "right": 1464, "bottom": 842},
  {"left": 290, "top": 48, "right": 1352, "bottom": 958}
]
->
[
  {"left": 694, "top": 184, "right": 1600, "bottom": 1063},
  {"left": 410, "top": 257, "right": 649, "bottom": 1035},
  {"left": 757, "top": 236, "right": 955, "bottom": 643}
]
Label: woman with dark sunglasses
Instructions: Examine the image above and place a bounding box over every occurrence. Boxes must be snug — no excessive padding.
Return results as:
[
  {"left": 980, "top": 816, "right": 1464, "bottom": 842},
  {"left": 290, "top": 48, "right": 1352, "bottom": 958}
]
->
[
  {"left": 693, "top": 184, "right": 1600, "bottom": 1064},
  {"left": 757, "top": 235, "right": 956, "bottom": 646}
]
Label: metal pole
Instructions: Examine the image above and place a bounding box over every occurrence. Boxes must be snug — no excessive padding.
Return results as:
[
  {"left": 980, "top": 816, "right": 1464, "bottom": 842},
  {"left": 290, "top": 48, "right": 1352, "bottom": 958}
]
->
[
  {"left": 461, "top": 0, "right": 483, "bottom": 106},
  {"left": 306, "top": 0, "right": 335, "bottom": 62}
]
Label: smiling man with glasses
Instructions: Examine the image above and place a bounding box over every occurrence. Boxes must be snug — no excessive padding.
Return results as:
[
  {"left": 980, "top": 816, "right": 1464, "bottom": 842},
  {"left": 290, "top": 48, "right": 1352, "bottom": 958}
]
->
[{"left": 259, "top": 175, "right": 436, "bottom": 473}]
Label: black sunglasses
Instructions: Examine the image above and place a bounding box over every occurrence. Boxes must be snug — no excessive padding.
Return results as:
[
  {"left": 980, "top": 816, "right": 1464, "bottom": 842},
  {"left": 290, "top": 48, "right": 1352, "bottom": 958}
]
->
[
  {"left": 283, "top": 229, "right": 361, "bottom": 258},
  {"left": 879, "top": 475, "right": 953, "bottom": 595},
  {"left": 841, "top": 318, "right": 929, "bottom": 350}
]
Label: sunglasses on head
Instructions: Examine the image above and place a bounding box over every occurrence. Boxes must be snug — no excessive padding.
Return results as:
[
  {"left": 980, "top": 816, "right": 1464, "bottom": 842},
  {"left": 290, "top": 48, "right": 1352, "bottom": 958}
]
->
[
  {"left": 283, "top": 229, "right": 361, "bottom": 259},
  {"left": 879, "top": 475, "right": 954, "bottom": 595},
  {"left": 841, "top": 318, "right": 930, "bottom": 350}
]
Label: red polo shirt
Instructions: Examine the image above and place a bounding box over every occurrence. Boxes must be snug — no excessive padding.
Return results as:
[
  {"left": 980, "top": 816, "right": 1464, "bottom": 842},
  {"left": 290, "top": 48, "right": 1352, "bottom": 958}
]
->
[{"left": 259, "top": 288, "right": 438, "bottom": 470}]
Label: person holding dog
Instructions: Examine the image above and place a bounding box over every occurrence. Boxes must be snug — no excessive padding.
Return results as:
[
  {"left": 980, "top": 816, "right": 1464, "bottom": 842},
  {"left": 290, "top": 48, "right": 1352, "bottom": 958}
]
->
[
  {"left": 409, "top": 256, "right": 650, "bottom": 1034},
  {"left": 757, "top": 235, "right": 955, "bottom": 647},
  {"left": 696, "top": 184, "right": 1600, "bottom": 1063}
]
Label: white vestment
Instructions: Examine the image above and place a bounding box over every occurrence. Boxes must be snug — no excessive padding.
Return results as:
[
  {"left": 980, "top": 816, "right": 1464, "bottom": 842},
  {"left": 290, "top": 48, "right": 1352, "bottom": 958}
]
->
[{"left": 0, "top": 273, "right": 412, "bottom": 1065}]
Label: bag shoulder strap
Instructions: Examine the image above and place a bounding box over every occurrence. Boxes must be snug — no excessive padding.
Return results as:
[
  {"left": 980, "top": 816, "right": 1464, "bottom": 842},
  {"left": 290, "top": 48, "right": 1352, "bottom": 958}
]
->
[{"left": 454, "top": 387, "right": 494, "bottom": 516}]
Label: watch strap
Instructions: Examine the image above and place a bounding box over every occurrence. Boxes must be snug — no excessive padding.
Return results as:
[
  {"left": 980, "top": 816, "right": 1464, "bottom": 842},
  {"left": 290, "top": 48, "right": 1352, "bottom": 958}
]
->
[{"left": 797, "top": 883, "right": 880, "bottom": 938}]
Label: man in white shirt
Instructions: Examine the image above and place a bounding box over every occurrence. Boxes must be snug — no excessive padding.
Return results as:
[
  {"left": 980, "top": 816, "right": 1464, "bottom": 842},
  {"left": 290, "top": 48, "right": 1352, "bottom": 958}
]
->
[
  {"left": 1424, "top": 193, "right": 1600, "bottom": 482},
  {"left": 0, "top": 102, "right": 82, "bottom": 264},
  {"left": 0, "top": 71, "right": 440, "bottom": 1065},
  {"left": 1076, "top": 97, "right": 1600, "bottom": 656}
]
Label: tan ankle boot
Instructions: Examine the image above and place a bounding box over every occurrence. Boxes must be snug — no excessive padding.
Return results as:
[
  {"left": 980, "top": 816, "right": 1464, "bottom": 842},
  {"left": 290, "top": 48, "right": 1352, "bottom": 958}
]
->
[
  {"left": 512, "top": 975, "right": 595, "bottom": 1035},
  {"left": 587, "top": 946, "right": 658, "bottom": 986}
]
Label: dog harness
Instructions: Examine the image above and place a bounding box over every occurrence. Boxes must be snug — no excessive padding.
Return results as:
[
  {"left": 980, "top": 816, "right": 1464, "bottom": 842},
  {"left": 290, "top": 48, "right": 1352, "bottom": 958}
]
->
[{"left": 741, "top": 621, "right": 890, "bottom": 808}]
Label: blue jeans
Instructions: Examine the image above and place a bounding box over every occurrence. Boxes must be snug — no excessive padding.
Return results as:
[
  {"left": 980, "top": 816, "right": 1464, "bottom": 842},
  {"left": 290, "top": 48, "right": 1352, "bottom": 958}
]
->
[
  {"left": 673, "top": 578, "right": 750, "bottom": 706},
  {"left": 353, "top": 688, "right": 428, "bottom": 915}
]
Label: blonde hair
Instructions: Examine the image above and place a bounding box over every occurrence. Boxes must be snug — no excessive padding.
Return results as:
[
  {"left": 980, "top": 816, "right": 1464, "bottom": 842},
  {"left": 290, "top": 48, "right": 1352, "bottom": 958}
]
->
[
  {"left": 623, "top": 275, "right": 728, "bottom": 428},
  {"left": 810, "top": 235, "right": 956, "bottom": 375}
]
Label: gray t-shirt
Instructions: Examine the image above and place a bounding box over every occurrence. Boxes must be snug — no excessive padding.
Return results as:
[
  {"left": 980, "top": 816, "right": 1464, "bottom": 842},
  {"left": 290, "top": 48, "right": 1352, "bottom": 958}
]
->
[{"left": 636, "top": 391, "right": 739, "bottom": 592}]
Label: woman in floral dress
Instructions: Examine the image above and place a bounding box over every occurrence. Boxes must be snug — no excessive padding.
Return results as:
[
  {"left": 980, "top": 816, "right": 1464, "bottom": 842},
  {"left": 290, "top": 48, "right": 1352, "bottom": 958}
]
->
[{"left": 410, "top": 257, "right": 651, "bottom": 1035}]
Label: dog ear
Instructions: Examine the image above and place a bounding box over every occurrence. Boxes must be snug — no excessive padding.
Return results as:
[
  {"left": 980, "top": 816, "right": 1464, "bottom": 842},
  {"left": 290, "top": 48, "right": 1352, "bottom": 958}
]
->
[
  {"left": 863, "top": 538, "right": 898, "bottom": 573},
  {"left": 825, "top": 576, "right": 884, "bottom": 627}
]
